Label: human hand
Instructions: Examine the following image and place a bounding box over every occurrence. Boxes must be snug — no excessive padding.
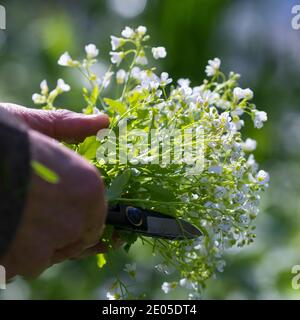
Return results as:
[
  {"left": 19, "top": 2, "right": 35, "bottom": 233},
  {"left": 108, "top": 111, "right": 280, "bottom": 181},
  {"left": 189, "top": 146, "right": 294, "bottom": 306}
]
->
[{"left": 0, "top": 104, "right": 111, "bottom": 278}]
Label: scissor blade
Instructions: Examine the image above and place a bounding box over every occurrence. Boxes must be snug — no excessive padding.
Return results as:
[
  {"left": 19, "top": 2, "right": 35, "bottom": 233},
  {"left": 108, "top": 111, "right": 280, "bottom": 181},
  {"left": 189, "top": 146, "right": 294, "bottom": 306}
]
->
[
  {"left": 106, "top": 204, "right": 202, "bottom": 240},
  {"left": 147, "top": 216, "right": 201, "bottom": 240}
]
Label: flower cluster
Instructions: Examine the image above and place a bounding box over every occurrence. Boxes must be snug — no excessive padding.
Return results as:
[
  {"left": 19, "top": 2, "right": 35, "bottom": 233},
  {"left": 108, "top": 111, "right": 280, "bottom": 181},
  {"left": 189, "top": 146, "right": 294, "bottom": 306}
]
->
[
  {"left": 32, "top": 79, "right": 70, "bottom": 108},
  {"left": 32, "top": 26, "right": 269, "bottom": 299}
]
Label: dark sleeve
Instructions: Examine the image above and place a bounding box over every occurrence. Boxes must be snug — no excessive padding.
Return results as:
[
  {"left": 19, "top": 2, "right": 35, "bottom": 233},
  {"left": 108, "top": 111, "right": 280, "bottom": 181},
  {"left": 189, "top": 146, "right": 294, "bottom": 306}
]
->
[{"left": 0, "top": 107, "right": 31, "bottom": 258}]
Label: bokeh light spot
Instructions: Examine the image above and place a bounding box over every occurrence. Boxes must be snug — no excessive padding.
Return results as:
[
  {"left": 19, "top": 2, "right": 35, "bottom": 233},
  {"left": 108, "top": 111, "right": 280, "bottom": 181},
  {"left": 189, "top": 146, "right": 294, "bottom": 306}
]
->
[{"left": 108, "top": 0, "right": 147, "bottom": 18}]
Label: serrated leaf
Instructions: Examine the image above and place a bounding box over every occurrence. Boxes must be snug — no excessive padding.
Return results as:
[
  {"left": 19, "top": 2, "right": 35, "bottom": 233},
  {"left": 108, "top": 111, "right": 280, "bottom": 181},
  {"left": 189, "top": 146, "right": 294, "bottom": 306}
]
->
[
  {"left": 31, "top": 161, "right": 59, "bottom": 184},
  {"left": 78, "top": 136, "right": 100, "bottom": 160},
  {"left": 107, "top": 170, "right": 131, "bottom": 201}
]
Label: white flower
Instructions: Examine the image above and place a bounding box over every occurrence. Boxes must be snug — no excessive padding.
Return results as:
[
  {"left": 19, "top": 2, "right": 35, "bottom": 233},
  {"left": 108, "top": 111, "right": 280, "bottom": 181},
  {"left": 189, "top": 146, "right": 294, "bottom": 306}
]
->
[
  {"left": 234, "top": 141, "right": 243, "bottom": 152},
  {"left": 189, "top": 292, "right": 202, "bottom": 300},
  {"left": 218, "top": 220, "right": 231, "bottom": 232},
  {"left": 243, "top": 198, "right": 260, "bottom": 214},
  {"left": 32, "top": 93, "right": 46, "bottom": 104},
  {"left": 178, "top": 85, "right": 193, "bottom": 97},
  {"left": 85, "top": 43, "right": 99, "bottom": 59},
  {"left": 192, "top": 193, "right": 199, "bottom": 200},
  {"left": 123, "top": 263, "right": 136, "bottom": 276},
  {"left": 253, "top": 110, "right": 268, "bottom": 128},
  {"left": 256, "top": 170, "right": 270, "bottom": 185},
  {"left": 161, "top": 282, "right": 175, "bottom": 294},
  {"left": 56, "top": 78, "right": 71, "bottom": 92},
  {"left": 121, "top": 26, "right": 134, "bottom": 38},
  {"left": 136, "top": 52, "right": 148, "bottom": 65},
  {"left": 116, "top": 69, "right": 127, "bottom": 84},
  {"left": 136, "top": 25, "right": 147, "bottom": 36},
  {"left": 155, "top": 264, "right": 170, "bottom": 275},
  {"left": 219, "top": 111, "right": 236, "bottom": 132},
  {"left": 197, "top": 89, "right": 219, "bottom": 105},
  {"left": 231, "top": 192, "right": 245, "bottom": 204},
  {"left": 204, "top": 201, "right": 216, "bottom": 208},
  {"left": 232, "top": 165, "right": 245, "bottom": 179},
  {"left": 240, "top": 214, "right": 250, "bottom": 225},
  {"left": 130, "top": 66, "right": 141, "bottom": 80},
  {"left": 160, "top": 72, "right": 172, "bottom": 86},
  {"left": 148, "top": 81, "right": 160, "bottom": 91},
  {"left": 243, "top": 138, "right": 257, "bottom": 152},
  {"left": 246, "top": 154, "right": 258, "bottom": 172},
  {"left": 152, "top": 46, "right": 167, "bottom": 59},
  {"left": 208, "top": 165, "right": 223, "bottom": 175},
  {"left": 110, "top": 51, "right": 125, "bottom": 65},
  {"left": 40, "top": 80, "right": 48, "bottom": 95},
  {"left": 233, "top": 87, "right": 253, "bottom": 101},
  {"left": 110, "top": 36, "right": 124, "bottom": 51},
  {"left": 215, "top": 186, "right": 227, "bottom": 199},
  {"left": 106, "top": 292, "right": 118, "bottom": 300},
  {"left": 178, "top": 78, "right": 190, "bottom": 88},
  {"left": 231, "top": 107, "right": 244, "bottom": 116},
  {"left": 179, "top": 278, "right": 195, "bottom": 290},
  {"left": 232, "top": 118, "right": 244, "bottom": 130},
  {"left": 102, "top": 71, "right": 114, "bottom": 88},
  {"left": 244, "top": 88, "right": 254, "bottom": 100},
  {"left": 216, "top": 260, "right": 226, "bottom": 272},
  {"left": 205, "top": 58, "right": 221, "bottom": 77},
  {"left": 58, "top": 52, "right": 77, "bottom": 66},
  {"left": 180, "top": 277, "right": 191, "bottom": 285},
  {"left": 138, "top": 70, "right": 159, "bottom": 89}
]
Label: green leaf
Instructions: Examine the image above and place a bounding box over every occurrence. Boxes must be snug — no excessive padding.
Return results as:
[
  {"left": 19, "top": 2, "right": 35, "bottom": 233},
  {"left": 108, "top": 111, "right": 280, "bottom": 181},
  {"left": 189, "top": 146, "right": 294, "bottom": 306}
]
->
[
  {"left": 97, "top": 254, "right": 107, "bottom": 269},
  {"left": 143, "top": 183, "right": 176, "bottom": 202},
  {"left": 104, "top": 98, "right": 126, "bottom": 116},
  {"left": 107, "top": 170, "right": 131, "bottom": 201},
  {"left": 119, "top": 231, "right": 138, "bottom": 253},
  {"left": 127, "top": 90, "right": 146, "bottom": 105},
  {"left": 78, "top": 136, "right": 100, "bottom": 160},
  {"left": 31, "top": 161, "right": 59, "bottom": 184}
]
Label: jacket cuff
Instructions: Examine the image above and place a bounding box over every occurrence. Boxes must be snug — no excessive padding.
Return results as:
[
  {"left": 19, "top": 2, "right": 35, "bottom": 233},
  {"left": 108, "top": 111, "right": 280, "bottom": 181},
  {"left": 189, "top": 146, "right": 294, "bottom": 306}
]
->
[{"left": 0, "top": 108, "right": 31, "bottom": 258}]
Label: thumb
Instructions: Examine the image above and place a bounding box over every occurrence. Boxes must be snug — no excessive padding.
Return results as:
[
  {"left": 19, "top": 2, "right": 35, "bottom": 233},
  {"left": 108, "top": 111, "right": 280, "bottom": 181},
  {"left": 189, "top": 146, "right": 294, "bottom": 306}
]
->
[{"left": 1, "top": 103, "right": 109, "bottom": 143}]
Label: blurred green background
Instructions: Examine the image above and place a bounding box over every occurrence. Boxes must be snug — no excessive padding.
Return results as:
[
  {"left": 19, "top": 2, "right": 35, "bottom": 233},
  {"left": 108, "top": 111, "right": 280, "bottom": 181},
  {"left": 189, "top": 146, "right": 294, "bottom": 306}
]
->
[{"left": 1, "top": 0, "right": 300, "bottom": 299}]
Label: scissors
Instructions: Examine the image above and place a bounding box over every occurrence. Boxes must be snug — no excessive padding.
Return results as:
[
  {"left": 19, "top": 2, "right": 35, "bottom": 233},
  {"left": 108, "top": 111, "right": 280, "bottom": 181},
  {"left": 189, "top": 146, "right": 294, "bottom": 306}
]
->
[{"left": 106, "top": 204, "right": 201, "bottom": 240}]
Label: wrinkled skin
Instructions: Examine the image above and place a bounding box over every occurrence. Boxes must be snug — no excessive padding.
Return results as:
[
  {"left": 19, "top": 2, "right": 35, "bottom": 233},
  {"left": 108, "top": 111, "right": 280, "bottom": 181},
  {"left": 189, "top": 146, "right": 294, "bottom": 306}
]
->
[{"left": 0, "top": 103, "right": 115, "bottom": 279}]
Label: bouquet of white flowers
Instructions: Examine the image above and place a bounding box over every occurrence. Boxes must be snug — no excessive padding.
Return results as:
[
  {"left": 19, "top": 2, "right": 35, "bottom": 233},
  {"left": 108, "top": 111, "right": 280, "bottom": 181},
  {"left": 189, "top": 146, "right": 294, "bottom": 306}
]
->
[{"left": 32, "top": 26, "right": 269, "bottom": 299}]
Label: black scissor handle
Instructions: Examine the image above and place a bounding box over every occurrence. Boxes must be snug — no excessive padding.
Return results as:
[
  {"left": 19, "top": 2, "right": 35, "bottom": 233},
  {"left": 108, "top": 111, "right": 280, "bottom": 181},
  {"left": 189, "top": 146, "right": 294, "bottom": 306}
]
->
[{"left": 106, "top": 204, "right": 148, "bottom": 231}]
